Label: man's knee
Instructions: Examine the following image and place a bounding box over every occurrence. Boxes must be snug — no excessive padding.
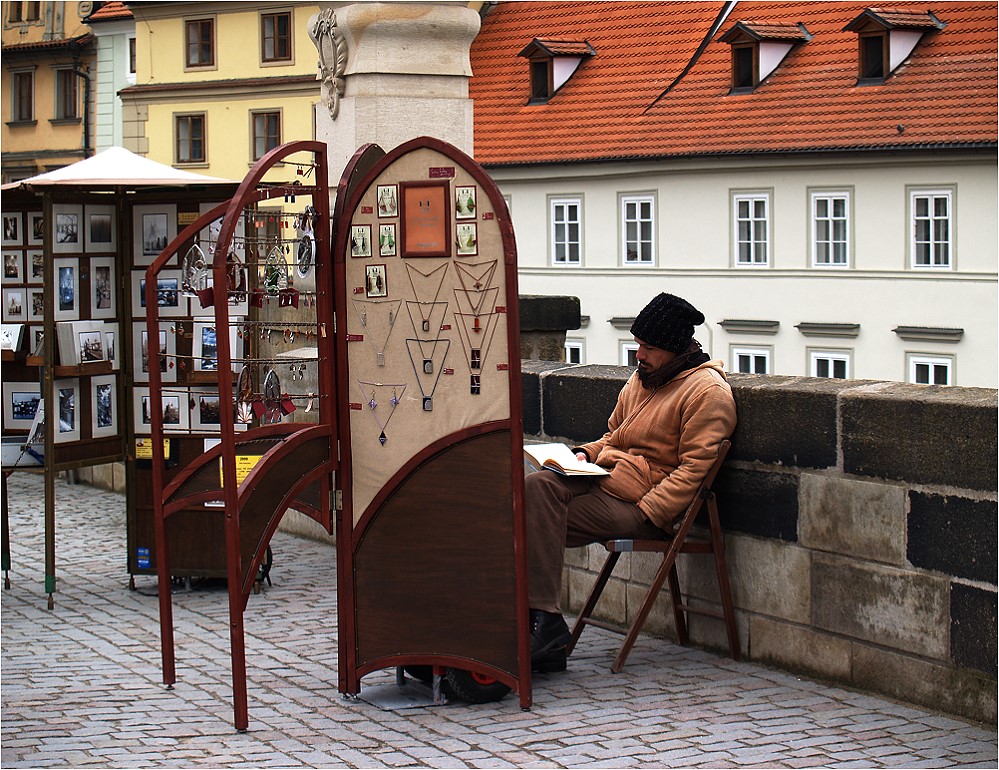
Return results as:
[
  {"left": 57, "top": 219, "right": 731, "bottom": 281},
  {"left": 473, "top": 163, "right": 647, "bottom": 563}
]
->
[{"left": 525, "top": 470, "right": 571, "bottom": 503}]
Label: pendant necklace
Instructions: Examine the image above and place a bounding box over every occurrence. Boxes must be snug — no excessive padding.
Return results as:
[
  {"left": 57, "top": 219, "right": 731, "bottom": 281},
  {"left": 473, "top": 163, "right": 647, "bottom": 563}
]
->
[
  {"left": 453, "top": 259, "right": 498, "bottom": 317},
  {"left": 405, "top": 338, "right": 450, "bottom": 412},
  {"left": 351, "top": 298, "right": 401, "bottom": 366},
  {"left": 404, "top": 261, "right": 450, "bottom": 334},
  {"left": 357, "top": 380, "right": 406, "bottom": 444}
]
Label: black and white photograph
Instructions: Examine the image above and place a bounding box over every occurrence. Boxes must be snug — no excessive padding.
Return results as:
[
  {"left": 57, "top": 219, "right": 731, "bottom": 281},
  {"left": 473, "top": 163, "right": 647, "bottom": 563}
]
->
[
  {"left": 91, "top": 258, "right": 115, "bottom": 318},
  {"left": 132, "top": 205, "right": 177, "bottom": 264},
  {"left": 51, "top": 205, "right": 83, "bottom": 253},
  {"left": 55, "top": 213, "right": 79, "bottom": 245},
  {"left": 3, "top": 381, "right": 41, "bottom": 429},
  {"left": 142, "top": 213, "right": 168, "bottom": 256},
  {"left": 28, "top": 212, "right": 43, "bottom": 245},
  {"left": 85, "top": 205, "right": 115, "bottom": 251},
  {"left": 3, "top": 288, "right": 25, "bottom": 322},
  {"left": 297, "top": 232, "right": 315, "bottom": 278},
  {"left": 54, "top": 259, "right": 80, "bottom": 320},
  {"left": 54, "top": 378, "right": 80, "bottom": 442},
  {"left": 27, "top": 250, "right": 44, "bottom": 284},
  {"left": 105, "top": 328, "right": 116, "bottom": 367},
  {"left": 141, "top": 329, "right": 167, "bottom": 374},
  {"left": 28, "top": 288, "right": 44, "bottom": 322},
  {"left": 4, "top": 251, "right": 22, "bottom": 281},
  {"left": 78, "top": 329, "right": 105, "bottom": 363},
  {"left": 91, "top": 375, "right": 117, "bottom": 437},
  {"left": 2, "top": 212, "right": 22, "bottom": 246}
]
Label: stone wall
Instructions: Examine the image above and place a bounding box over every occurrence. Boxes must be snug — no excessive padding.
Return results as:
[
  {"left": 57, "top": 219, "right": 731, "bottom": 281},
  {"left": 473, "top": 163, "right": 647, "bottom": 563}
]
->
[{"left": 522, "top": 360, "right": 998, "bottom": 723}]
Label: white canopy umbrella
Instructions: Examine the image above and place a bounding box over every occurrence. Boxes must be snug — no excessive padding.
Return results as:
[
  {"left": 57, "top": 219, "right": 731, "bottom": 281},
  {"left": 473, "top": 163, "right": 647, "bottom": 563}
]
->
[{"left": 1, "top": 146, "right": 235, "bottom": 190}]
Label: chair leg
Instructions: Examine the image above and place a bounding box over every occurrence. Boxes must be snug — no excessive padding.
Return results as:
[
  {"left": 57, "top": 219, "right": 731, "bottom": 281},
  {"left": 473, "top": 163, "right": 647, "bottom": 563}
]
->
[
  {"left": 667, "top": 562, "right": 688, "bottom": 645},
  {"left": 567, "top": 550, "right": 621, "bottom": 655},
  {"left": 611, "top": 540, "right": 683, "bottom": 673},
  {"left": 707, "top": 497, "right": 740, "bottom": 661}
]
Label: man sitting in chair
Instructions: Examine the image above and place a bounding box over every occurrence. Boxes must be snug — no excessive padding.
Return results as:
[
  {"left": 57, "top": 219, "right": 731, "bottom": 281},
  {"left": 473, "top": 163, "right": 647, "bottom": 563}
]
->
[{"left": 527, "top": 292, "right": 737, "bottom": 671}]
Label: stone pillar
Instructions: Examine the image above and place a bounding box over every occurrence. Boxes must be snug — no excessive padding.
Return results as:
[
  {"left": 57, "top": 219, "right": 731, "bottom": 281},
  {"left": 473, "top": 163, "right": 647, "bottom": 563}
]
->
[{"left": 310, "top": 2, "right": 481, "bottom": 182}]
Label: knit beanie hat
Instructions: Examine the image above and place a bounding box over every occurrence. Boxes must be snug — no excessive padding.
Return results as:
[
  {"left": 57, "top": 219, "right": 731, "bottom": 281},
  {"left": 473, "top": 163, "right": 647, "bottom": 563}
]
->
[{"left": 630, "top": 293, "right": 705, "bottom": 353}]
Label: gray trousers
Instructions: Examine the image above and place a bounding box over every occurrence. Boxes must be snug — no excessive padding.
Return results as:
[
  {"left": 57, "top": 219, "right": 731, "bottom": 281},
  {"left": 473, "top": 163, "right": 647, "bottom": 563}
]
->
[{"left": 525, "top": 470, "right": 666, "bottom": 613}]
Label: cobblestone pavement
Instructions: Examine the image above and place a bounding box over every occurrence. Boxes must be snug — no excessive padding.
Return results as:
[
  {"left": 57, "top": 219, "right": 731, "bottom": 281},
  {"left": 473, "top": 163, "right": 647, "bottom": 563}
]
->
[{"left": 1, "top": 472, "right": 996, "bottom": 769}]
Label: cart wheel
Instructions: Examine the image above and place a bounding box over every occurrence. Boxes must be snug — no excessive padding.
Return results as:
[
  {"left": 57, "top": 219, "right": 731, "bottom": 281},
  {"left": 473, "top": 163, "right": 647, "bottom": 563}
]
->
[{"left": 444, "top": 668, "right": 511, "bottom": 704}]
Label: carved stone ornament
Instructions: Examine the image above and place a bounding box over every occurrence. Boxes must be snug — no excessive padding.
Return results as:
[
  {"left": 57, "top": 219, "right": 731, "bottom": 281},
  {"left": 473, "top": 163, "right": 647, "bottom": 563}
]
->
[{"left": 309, "top": 9, "right": 348, "bottom": 120}]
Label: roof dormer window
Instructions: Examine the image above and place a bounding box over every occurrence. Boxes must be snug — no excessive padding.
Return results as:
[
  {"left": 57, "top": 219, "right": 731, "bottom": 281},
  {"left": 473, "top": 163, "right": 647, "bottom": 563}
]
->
[
  {"left": 845, "top": 8, "right": 945, "bottom": 84},
  {"left": 720, "top": 22, "right": 811, "bottom": 93},
  {"left": 518, "top": 38, "right": 595, "bottom": 104}
]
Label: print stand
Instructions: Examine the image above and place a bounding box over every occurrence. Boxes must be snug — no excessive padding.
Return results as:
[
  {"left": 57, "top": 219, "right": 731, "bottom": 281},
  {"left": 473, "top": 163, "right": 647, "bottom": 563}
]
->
[{"left": 334, "top": 137, "right": 530, "bottom": 708}]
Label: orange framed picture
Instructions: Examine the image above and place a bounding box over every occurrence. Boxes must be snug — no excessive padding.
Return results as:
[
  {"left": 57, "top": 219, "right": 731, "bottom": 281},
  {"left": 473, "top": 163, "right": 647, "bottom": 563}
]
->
[{"left": 399, "top": 180, "right": 451, "bottom": 258}]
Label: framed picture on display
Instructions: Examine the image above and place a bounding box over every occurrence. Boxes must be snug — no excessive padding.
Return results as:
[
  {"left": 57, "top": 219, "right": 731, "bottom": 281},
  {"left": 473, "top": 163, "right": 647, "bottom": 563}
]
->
[
  {"left": 456, "top": 222, "right": 478, "bottom": 256},
  {"left": 3, "top": 381, "right": 41, "bottom": 429},
  {"left": 54, "top": 378, "right": 81, "bottom": 443},
  {"left": 378, "top": 224, "right": 396, "bottom": 257},
  {"left": 103, "top": 323, "right": 118, "bottom": 371},
  {"left": 27, "top": 288, "right": 44, "bottom": 322},
  {"left": 0, "top": 324, "right": 24, "bottom": 352},
  {"left": 2, "top": 288, "right": 25, "bottom": 322},
  {"left": 455, "top": 186, "right": 476, "bottom": 220},
  {"left": 2, "top": 212, "right": 22, "bottom": 246},
  {"left": 3, "top": 250, "right": 23, "bottom": 282},
  {"left": 26, "top": 250, "right": 44, "bottom": 284},
  {"left": 377, "top": 184, "right": 398, "bottom": 217},
  {"left": 91, "top": 374, "right": 118, "bottom": 438},
  {"left": 132, "top": 321, "right": 177, "bottom": 383},
  {"left": 51, "top": 204, "right": 83, "bottom": 253},
  {"left": 85, "top": 204, "right": 116, "bottom": 251},
  {"left": 56, "top": 320, "right": 106, "bottom": 366},
  {"left": 131, "top": 269, "right": 187, "bottom": 318},
  {"left": 350, "top": 225, "right": 372, "bottom": 258},
  {"left": 132, "top": 204, "right": 177, "bottom": 265},
  {"left": 53, "top": 258, "right": 80, "bottom": 321},
  {"left": 90, "top": 257, "right": 116, "bottom": 319},
  {"left": 133, "top": 386, "right": 188, "bottom": 433},
  {"left": 27, "top": 212, "right": 44, "bottom": 246}
]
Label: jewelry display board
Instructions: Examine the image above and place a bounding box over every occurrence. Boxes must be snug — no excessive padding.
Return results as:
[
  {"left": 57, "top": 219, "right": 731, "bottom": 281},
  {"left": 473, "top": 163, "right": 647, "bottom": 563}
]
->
[{"left": 334, "top": 137, "right": 530, "bottom": 708}]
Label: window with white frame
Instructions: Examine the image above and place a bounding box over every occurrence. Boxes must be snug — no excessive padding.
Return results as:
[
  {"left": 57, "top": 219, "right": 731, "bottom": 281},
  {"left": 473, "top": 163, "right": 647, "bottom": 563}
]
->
[
  {"left": 911, "top": 189, "right": 952, "bottom": 268},
  {"left": 185, "top": 17, "right": 215, "bottom": 69},
  {"left": 810, "top": 350, "right": 851, "bottom": 379},
  {"left": 811, "top": 191, "right": 849, "bottom": 266},
  {"left": 175, "top": 113, "right": 206, "bottom": 164},
  {"left": 733, "top": 346, "right": 770, "bottom": 374},
  {"left": 251, "top": 110, "right": 281, "bottom": 160},
  {"left": 550, "top": 197, "right": 581, "bottom": 265},
  {"left": 733, "top": 192, "right": 770, "bottom": 266},
  {"left": 620, "top": 341, "right": 638, "bottom": 367},
  {"left": 564, "top": 338, "right": 584, "bottom": 365},
  {"left": 127, "top": 37, "right": 137, "bottom": 80},
  {"left": 909, "top": 354, "right": 952, "bottom": 385},
  {"left": 621, "top": 194, "right": 655, "bottom": 265}
]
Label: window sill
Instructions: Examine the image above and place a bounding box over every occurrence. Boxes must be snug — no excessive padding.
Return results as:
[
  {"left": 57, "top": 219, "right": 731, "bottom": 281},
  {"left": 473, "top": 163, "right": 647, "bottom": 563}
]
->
[
  {"left": 49, "top": 118, "right": 82, "bottom": 126},
  {"left": 5, "top": 120, "right": 37, "bottom": 128},
  {"left": 260, "top": 58, "right": 294, "bottom": 68},
  {"left": 175, "top": 161, "right": 209, "bottom": 169}
]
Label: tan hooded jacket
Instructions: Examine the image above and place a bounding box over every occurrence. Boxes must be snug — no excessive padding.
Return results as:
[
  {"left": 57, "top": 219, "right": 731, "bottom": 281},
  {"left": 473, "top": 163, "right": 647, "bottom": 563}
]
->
[{"left": 576, "top": 360, "right": 737, "bottom": 530}]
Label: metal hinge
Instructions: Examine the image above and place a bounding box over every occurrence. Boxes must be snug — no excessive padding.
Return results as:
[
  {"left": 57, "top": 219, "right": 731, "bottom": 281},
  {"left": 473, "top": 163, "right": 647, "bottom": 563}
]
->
[{"left": 332, "top": 489, "right": 343, "bottom": 511}]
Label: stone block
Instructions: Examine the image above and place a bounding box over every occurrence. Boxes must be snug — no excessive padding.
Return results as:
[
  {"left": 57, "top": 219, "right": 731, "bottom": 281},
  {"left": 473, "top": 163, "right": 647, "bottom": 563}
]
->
[
  {"left": 727, "top": 536, "right": 810, "bottom": 623},
  {"left": 519, "top": 331, "right": 567, "bottom": 363},
  {"left": 541, "top": 365, "right": 630, "bottom": 443},
  {"left": 714, "top": 467, "right": 799, "bottom": 541},
  {"left": 908, "top": 492, "right": 997, "bottom": 584},
  {"left": 841, "top": 382, "right": 998, "bottom": 491},
  {"left": 750, "top": 615, "right": 852, "bottom": 682},
  {"left": 951, "top": 582, "right": 998, "bottom": 677},
  {"left": 853, "top": 643, "right": 997, "bottom": 725},
  {"left": 812, "top": 554, "right": 949, "bottom": 659},
  {"left": 727, "top": 375, "right": 843, "bottom": 468},
  {"left": 518, "top": 295, "right": 581, "bottom": 332},
  {"left": 799, "top": 474, "right": 907, "bottom": 565},
  {"left": 521, "top": 360, "right": 568, "bottom": 436},
  {"left": 625, "top": 580, "right": 678, "bottom": 639}
]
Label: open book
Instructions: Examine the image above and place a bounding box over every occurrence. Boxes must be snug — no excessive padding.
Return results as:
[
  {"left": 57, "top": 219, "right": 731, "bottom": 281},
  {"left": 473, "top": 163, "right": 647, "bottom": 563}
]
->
[{"left": 524, "top": 442, "right": 609, "bottom": 476}]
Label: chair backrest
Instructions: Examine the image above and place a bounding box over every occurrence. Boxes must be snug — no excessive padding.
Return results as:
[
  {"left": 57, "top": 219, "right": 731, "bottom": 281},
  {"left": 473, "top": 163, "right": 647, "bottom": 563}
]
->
[{"left": 669, "top": 438, "right": 731, "bottom": 537}]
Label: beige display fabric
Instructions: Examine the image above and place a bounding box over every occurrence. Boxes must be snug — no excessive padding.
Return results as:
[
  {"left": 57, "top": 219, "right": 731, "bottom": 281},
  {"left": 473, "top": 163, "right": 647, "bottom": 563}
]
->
[{"left": 345, "top": 148, "right": 511, "bottom": 523}]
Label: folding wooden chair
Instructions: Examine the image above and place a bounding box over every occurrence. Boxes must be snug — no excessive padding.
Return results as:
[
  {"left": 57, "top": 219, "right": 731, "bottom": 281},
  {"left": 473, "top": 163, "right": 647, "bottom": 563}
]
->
[{"left": 566, "top": 439, "right": 738, "bottom": 672}]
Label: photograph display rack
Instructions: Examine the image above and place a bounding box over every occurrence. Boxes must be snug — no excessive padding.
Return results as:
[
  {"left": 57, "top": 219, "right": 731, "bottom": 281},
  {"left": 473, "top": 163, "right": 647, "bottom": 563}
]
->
[{"left": 144, "top": 141, "right": 335, "bottom": 732}]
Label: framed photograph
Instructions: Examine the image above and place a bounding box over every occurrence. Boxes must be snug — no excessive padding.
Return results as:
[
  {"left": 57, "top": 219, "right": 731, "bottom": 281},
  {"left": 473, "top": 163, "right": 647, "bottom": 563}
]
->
[
  {"left": 132, "top": 321, "right": 177, "bottom": 383},
  {"left": 365, "top": 264, "right": 388, "bottom": 298},
  {"left": 131, "top": 269, "right": 187, "bottom": 318},
  {"left": 133, "top": 386, "right": 189, "bottom": 434},
  {"left": 104, "top": 323, "right": 118, "bottom": 370},
  {"left": 455, "top": 186, "right": 477, "bottom": 220},
  {"left": 132, "top": 204, "right": 177, "bottom": 265},
  {"left": 2, "top": 212, "right": 22, "bottom": 246},
  {"left": 54, "top": 378, "right": 81, "bottom": 443},
  {"left": 2, "top": 288, "right": 25, "bottom": 322},
  {"left": 85, "top": 204, "right": 116, "bottom": 251},
  {"left": 198, "top": 200, "right": 244, "bottom": 252},
  {"left": 52, "top": 204, "right": 83, "bottom": 253},
  {"left": 0, "top": 324, "right": 24, "bottom": 352},
  {"left": 56, "top": 320, "right": 105, "bottom": 366},
  {"left": 90, "top": 257, "right": 116, "bottom": 319},
  {"left": 3, "top": 250, "right": 23, "bottom": 282},
  {"left": 53, "top": 258, "right": 80, "bottom": 321},
  {"left": 379, "top": 224, "right": 396, "bottom": 257},
  {"left": 400, "top": 180, "right": 451, "bottom": 258},
  {"left": 27, "top": 287, "right": 44, "bottom": 322},
  {"left": 26, "top": 250, "right": 44, "bottom": 284},
  {"left": 28, "top": 326, "right": 44, "bottom": 356},
  {"left": 224, "top": 251, "right": 250, "bottom": 316},
  {"left": 376, "top": 184, "right": 398, "bottom": 217},
  {"left": 27, "top": 211, "right": 44, "bottom": 246},
  {"left": 456, "top": 222, "right": 478, "bottom": 256},
  {"left": 190, "top": 388, "right": 223, "bottom": 432},
  {"left": 350, "top": 224, "right": 372, "bottom": 258},
  {"left": 3, "top": 381, "right": 41, "bottom": 429},
  {"left": 91, "top": 374, "right": 118, "bottom": 438}
]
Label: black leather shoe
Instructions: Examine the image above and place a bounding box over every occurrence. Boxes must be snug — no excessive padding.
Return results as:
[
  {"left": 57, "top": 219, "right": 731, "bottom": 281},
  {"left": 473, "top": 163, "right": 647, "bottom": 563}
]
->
[
  {"left": 530, "top": 609, "right": 571, "bottom": 659},
  {"left": 532, "top": 647, "right": 567, "bottom": 673}
]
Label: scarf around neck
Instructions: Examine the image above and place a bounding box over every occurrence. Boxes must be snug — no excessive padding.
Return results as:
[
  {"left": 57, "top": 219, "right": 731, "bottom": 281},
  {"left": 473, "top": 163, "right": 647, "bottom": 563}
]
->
[{"left": 638, "top": 339, "right": 710, "bottom": 390}]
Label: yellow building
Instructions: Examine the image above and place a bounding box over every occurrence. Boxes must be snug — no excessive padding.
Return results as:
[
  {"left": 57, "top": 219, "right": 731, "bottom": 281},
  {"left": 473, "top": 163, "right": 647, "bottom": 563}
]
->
[
  {"left": 120, "top": 1, "right": 321, "bottom": 186},
  {"left": 1, "top": 1, "right": 97, "bottom": 182}
]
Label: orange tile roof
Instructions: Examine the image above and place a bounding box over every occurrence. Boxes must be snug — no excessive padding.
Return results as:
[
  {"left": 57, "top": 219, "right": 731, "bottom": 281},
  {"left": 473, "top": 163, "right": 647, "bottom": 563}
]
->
[
  {"left": 469, "top": 1, "right": 998, "bottom": 166},
  {"left": 87, "top": 2, "right": 133, "bottom": 22}
]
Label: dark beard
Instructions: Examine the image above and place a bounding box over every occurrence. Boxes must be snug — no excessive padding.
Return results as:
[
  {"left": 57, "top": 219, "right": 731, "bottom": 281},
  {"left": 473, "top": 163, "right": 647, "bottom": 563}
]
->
[{"left": 638, "top": 340, "right": 710, "bottom": 389}]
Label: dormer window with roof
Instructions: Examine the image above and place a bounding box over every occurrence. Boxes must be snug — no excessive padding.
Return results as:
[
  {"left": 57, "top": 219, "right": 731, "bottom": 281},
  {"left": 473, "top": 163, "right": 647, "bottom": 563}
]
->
[
  {"left": 720, "top": 22, "right": 812, "bottom": 93},
  {"left": 518, "top": 38, "right": 595, "bottom": 104},
  {"left": 844, "top": 8, "right": 945, "bottom": 84}
]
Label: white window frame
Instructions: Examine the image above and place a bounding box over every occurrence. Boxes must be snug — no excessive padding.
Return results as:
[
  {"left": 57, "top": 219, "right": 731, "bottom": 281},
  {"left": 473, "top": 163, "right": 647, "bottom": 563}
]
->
[
  {"left": 564, "top": 338, "right": 585, "bottom": 365},
  {"left": 620, "top": 193, "right": 655, "bottom": 266},
  {"left": 908, "top": 354, "right": 953, "bottom": 385},
  {"left": 810, "top": 190, "right": 850, "bottom": 267},
  {"left": 550, "top": 197, "right": 582, "bottom": 266},
  {"left": 732, "top": 346, "right": 770, "bottom": 374},
  {"left": 733, "top": 191, "right": 770, "bottom": 267},
  {"left": 126, "top": 36, "right": 137, "bottom": 83},
  {"left": 909, "top": 188, "right": 953, "bottom": 269},
  {"left": 620, "top": 341, "right": 638, "bottom": 367},
  {"left": 809, "top": 349, "right": 851, "bottom": 379},
  {"left": 260, "top": 9, "right": 294, "bottom": 66},
  {"left": 250, "top": 109, "right": 282, "bottom": 161}
]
